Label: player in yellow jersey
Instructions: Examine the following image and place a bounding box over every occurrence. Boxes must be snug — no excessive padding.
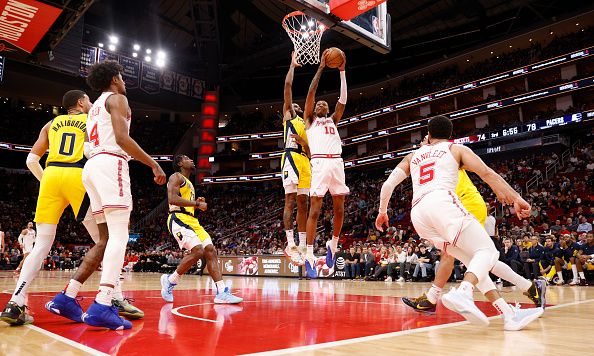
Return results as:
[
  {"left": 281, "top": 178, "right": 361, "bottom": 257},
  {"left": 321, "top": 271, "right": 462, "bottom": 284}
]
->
[
  {"left": 282, "top": 52, "right": 311, "bottom": 265},
  {"left": 376, "top": 136, "right": 545, "bottom": 313},
  {"left": 160, "top": 155, "right": 242, "bottom": 304}
]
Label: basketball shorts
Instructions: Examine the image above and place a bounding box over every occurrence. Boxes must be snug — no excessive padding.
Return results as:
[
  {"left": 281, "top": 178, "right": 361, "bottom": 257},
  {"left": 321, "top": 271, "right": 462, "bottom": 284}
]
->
[
  {"left": 310, "top": 157, "right": 350, "bottom": 197},
  {"left": 412, "top": 190, "right": 488, "bottom": 250},
  {"left": 35, "top": 165, "right": 90, "bottom": 225},
  {"left": 22, "top": 239, "right": 34, "bottom": 254},
  {"left": 82, "top": 153, "right": 132, "bottom": 220},
  {"left": 167, "top": 212, "right": 213, "bottom": 250},
  {"left": 459, "top": 194, "right": 487, "bottom": 225},
  {"left": 281, "top": 151, "right": 311, "bottom": 195}
]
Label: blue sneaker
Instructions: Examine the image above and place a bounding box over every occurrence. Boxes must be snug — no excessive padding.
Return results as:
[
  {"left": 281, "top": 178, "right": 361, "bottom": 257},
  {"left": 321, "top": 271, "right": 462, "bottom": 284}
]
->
[
  {"left": 214, "top": 287, "right": 243, "bottom": 304},
  {"left": 305, "top": 257, "right": 318, "bottom": 279},
  {"left": 325, "top": 249, "right": 335, "bottom": 268},
  {"left": 160, "top": 274, "right": 175, "bottom": 303},
  {"left": 45, "top": 292, "right": 83, "bottom": 323},
  {"left": 82, "top": 302, "right": 132, "bottom": 330}
]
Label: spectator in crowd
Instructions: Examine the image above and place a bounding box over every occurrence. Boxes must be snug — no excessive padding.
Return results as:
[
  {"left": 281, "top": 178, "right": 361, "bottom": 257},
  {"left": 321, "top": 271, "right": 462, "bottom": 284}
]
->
[
  {"left": 524, "top": 236, "right": 544, "bottom": 280},
  {"left": 359, "top": 246, "right": 375, "bottom": 278},
  {"left": 386, "top": 244, "right": 407, "bottom": 282},
  {"left": 577, "top": 217, "right": 592, "bottom": 233},
  {"left": 345, "top": 246, "right": 360, "bottom": 279},
  {"left": 412, "top": 244, "right": 433, "bottom": 281}
]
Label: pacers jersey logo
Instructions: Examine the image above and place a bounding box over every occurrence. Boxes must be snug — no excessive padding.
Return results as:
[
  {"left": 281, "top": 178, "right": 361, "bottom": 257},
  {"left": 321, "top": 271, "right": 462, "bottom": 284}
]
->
[{"left": 284, "top": 171, "right": 289, "bottom": 179}]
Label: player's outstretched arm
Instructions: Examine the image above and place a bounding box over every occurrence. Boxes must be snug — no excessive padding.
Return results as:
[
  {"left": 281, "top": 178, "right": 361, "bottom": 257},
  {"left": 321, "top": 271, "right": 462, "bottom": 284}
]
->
[
  {"left": 283, "top": 52, "right": 301, "bottom": 121},
  {"left": 107, "top": 94, "right": 166, "bottom": 185},
  {"left": 331, "top": 57, "right": 347, "bottom": 124},
  {"left": 454, "top": 144, "right": 531, "bottom": 218},
  {"left": 376, "top": 154, "right": 412, "bottom": 231},
  {"left": 304, "top": 49, "right": 329, "bottom": 126},
  {"left": 289, "top": 134, "right": 311, "bottom": 158},
  {"left": 26, "top": 121, "right": 51, "bottom": 181},
  {"left": 167, "top": 173, "right": 206, "bottom": 210}
]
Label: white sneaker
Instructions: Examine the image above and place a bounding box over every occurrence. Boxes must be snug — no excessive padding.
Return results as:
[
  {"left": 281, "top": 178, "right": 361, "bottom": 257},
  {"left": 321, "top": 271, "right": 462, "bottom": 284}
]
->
[
  {"left": 441, "top": 287, "right": 489, "bottom": 326},
  {"left": 569, "top": 279, "right": 579, "bottom": 286},
  {"left": 385, "top": 276, "right": 393, "bottom": 283},
  {"left": 397, "top": 277, "right": 405, "bottom": 282},
  {"left": 284, "top": 245, "right": 304, "bottom": 266},
  {"left": 503, "top": 305, "right": 544, "bottom": 331}
]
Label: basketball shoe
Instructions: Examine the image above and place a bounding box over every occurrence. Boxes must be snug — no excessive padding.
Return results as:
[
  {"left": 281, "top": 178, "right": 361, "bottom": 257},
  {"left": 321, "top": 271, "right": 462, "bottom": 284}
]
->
[
  {"left": 304, "top": 255, "right": 318, "bottom": 279},
  {"left": 113, "top": 298, "right": 145, "bottom": 319},
  {"left": 1, "top": 301, "right": 33, "bottom": 326},
  {"left": 45, "top": 291, "right": 83, "bottom": 322},
  {"left": 523, "top": 277, "right": 547, "bottom": 308},
  {"left": 441, "top": 287, "right": 489, "bottom": 326},
  {"left": 503, "top": 305, "right": 544, "bottom": 331},
  {"left": 160, "top": 274, "right": 176, "bottom": 303},
  {"left": 214, "top": 287, "right": 243, "bottom": 304},
  {"left": 82, "top": 301, "right": 132, "bottom": 330},
  {"left": 402, "top": 294, "right": 437, "bottom": 313},
  {"left": 284, "top": 245, "right": 304, "bottom": 266}
]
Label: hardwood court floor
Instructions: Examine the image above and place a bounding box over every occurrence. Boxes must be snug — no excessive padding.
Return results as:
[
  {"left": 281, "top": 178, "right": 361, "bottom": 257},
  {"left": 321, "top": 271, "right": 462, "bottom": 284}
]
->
[{"left": 1, "top": 270, "right": 593, "bottom": 355}]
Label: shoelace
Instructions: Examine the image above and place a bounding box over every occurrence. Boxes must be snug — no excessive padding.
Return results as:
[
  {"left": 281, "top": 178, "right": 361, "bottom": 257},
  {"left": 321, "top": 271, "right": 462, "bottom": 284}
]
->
[
  {"left": 123, "top": 297, "right": 135, "bottom": 304},
  {"left": 74, "top": 296, "right": 84, "bottom": 308},
  {"left": 167, "top": 284, "right": 175, "bottom": 294}
]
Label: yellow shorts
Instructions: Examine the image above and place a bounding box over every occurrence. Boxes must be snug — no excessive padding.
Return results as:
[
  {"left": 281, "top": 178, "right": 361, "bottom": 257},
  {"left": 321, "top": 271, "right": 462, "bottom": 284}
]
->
[
  {"left": 167, "top": 212, "right": 212, "bottom": 250},
  {"left": 281, "top": 151, "right": 311, "bottom": 192},
  {"left": 35, "top": 166, "right": 89, "bottom": 224},
  {"left": 460, "top": 195, "right": 487, "bottom": 225}
]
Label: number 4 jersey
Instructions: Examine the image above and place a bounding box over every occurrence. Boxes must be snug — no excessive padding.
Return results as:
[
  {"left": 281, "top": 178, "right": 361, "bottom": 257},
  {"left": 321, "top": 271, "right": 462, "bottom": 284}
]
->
[
  {"left": 87, "top": 91, "right": 131, "bottom": 159},
  {"left": 410, "top": 141, "right": 460, "bottom": 204}
]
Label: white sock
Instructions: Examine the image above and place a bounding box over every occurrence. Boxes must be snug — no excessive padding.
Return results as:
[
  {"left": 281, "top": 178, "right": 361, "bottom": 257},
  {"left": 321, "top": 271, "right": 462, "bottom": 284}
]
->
[
  {"left": 426, "top": 284, "right": 442, "bottom": 304},
  {"left": 557, "top": 271, "right": 563, "bottom": 281},
  {"left": 571, "top": 265, "right": 578, "bottom": 280},
  {"left": 286, "top": 230, "right": 295, "bottom": 247},
  {"left": 96, "top": 286, "right": 113, "bottom": 306},
  {"left": 298, "top": 232, "right": 306, "bottom": 248},
  {"left": 306, "top": 244, "right": 314, "bottom": 257},
  {"left": 330, "top": 236, "right": 339, "bottom": 253},
  {"left": 215, "top": 280, "right": 226, "bottom": 293},
  {"left": 113, "top": 278, "right": 124, "bottom": 301},
  {"left": 10, "top": 223, "right": 56, "bottom": 306},
  {"left": 493, "top": 298, "right": 514, "bottom": 319},
  {"left": 492, "top": 261, "right": 532, "bottom": 291},
  {"left": 458, "top": 281, "right": 474, "bottom": 297},
  {"left": 65, "top": 279, "right": 82, "bottom": 298},
  {"left": 579, "top": 271, "right": 585, "bottom": 279},
  {"left": 168, "top": 271, "right": 181, "bottom": 284}
]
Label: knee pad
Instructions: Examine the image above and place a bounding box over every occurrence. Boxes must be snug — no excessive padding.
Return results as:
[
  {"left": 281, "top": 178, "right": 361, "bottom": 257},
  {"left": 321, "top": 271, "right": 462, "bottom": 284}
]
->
[
  {"left": 467, "top": 248, "right": 499, "bottom": 279},
  {"left": 104, "top": 208, "right": 131, "bottom": 225},
  {"left": 476, "top": 274, "right": 497, "bottom": 294}
]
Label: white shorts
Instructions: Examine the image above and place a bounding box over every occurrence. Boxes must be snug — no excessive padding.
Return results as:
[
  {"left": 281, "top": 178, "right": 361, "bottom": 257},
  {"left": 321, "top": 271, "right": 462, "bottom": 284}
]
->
[
  {"left": 82, "top": 153, "right": 133, "bottom": 221},
  {"left": 411, "top": 190, "right": 477, "bottom": 247},
  {"left": 23, "top": 241, "right": 34, "bottom": 254},
  {"left": 310, "top": 158, "right": 350, "bottom": 197}
]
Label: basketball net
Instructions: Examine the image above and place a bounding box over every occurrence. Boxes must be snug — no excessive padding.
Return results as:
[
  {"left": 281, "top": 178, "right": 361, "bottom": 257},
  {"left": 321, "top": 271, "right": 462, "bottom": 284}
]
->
[{"left": 282, "top": 11, "right": 326, "bottom": 65}]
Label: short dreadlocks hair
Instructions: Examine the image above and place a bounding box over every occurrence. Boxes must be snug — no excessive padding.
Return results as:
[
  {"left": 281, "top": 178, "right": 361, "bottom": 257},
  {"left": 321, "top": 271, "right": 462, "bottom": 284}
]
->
[{"left": 86, "top": 60, "right": 123, "bottom": 92}]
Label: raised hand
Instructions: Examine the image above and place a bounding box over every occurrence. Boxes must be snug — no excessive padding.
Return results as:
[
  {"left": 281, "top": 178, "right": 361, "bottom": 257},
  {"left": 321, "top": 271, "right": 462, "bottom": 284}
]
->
[
  {"left": 152, "top": 164, "right": 166, "bottom": 185},
  {"left": 291, "top": 51, "right": 302, "bottom": 68},
  {"left": 513, "top": 197, "right": 531, "bottom": 219},
  {"left": 319, "top": 49, "right": 330, "bottom": 68}
]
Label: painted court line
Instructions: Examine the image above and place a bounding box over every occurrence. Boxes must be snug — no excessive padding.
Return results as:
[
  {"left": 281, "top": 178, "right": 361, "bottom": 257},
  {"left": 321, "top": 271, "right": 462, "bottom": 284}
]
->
[
  {"left": 25, "top": 324, "right": 110, "bottom": 356},
  {"left": 241, "top": 298, "right": 594, "bottom": 356}
]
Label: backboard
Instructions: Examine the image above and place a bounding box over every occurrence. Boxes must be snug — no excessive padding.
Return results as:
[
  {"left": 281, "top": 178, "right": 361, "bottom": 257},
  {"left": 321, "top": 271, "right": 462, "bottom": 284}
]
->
[{"left": 281, "top": 0, "right": 391, "bottom": 54}]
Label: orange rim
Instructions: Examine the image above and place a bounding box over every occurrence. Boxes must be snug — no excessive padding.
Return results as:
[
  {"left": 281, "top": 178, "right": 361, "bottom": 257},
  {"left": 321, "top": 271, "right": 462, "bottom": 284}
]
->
[{"left": 282, "top": 10, "right": 325, "bottom": 36}]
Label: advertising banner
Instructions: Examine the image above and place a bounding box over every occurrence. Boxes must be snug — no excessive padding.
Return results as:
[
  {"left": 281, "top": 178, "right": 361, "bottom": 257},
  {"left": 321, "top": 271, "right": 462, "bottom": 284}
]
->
[{"left": 0, "top": 0, "right": 62, "bottom": 53}]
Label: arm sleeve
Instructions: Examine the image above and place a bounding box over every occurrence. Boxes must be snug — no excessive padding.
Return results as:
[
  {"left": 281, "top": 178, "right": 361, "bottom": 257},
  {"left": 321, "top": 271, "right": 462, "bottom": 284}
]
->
[
  {"left": 26, "top": 153, "right": 44, "bottom": 181},
  {"left": 338, "top": 71, "right": 347, "bottom": 104},
  {"left": 379, "top": 167, "right": 407, "bottom": 214},
  {"left": 18, "top": 234, "right": 25, "bottom": 245}
]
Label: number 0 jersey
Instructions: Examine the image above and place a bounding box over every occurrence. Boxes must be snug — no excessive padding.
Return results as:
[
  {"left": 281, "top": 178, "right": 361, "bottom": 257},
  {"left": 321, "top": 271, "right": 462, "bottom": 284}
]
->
[
  {"left": 410, "top": 141, "right": 459, "bottom": 203},
  {"left": 46, "top": 113, "right": 87, "bottom": 167}
]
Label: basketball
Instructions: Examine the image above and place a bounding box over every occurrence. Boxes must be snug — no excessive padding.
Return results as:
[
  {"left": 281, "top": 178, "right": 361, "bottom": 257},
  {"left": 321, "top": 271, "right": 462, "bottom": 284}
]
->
[{"left": 325, "top": 47, "right": 345, "bottom": 68}]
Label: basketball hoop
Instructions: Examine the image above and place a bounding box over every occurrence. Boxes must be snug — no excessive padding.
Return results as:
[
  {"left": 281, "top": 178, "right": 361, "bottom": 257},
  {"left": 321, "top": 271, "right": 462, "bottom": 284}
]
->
[{"left": 282, "top": 11, "right": 326, "bottom": 65}]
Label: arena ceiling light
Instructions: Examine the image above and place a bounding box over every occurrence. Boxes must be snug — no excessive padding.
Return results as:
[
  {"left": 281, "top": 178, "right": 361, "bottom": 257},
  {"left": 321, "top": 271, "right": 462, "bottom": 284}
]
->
[
  {"left": 132, "top": 52, "right": 138, "bottom": 58},
  {"left": 108, "top": 44, "right": 116, "bottom": 51},
  {"left": 145, "top": 55, "right": 152, "bottom": 62},
  {"left": 156, "top": 58, "right": 165, "bottom": 67},
  {"left": 133, "top": 44, "right": 141, "bottom": 51},
  {"left": 98, "top": 42, "right": 104, "bottom": 48},
  {"left": 146, "top": 48, "right": 152, "bottom": 54},
  {"left": 157, "top": 51, "right": 166, "bottom": 59},
  {"left": 109, "top": 35, "right": 119, "bottom": 44}
]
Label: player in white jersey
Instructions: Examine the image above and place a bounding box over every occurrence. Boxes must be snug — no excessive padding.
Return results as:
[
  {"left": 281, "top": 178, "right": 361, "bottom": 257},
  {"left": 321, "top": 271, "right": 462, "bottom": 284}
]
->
[
  {"left": 0, "top": 223, "right": 4, "bottom": 253},
  {"left": 302, "top": 49, "right": 349, "bottom": 277},
  {"left": 15, "top": 222, "right": 36, "bottom": 274},
  {"left": 81, "top": 60, "right": 166, "bottom": 330},
  {"left": 375, "top": 116, "right": 543, "bottom": 331}
]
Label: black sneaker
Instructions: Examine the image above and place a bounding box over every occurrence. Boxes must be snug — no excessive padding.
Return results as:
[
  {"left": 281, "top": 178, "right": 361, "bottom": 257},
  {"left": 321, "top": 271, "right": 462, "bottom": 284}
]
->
[
  {"left": 1, "top": 301, "right": 34, "bottom": 326},
  {"left": 580, "top": 279, "right": 588, "bottom": 286},
  {"left": 402, "top": 293, "right": 437, "bottom": 313},
  {"left": 523, "top": 278, "right": 547, "bottom": 308}
]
